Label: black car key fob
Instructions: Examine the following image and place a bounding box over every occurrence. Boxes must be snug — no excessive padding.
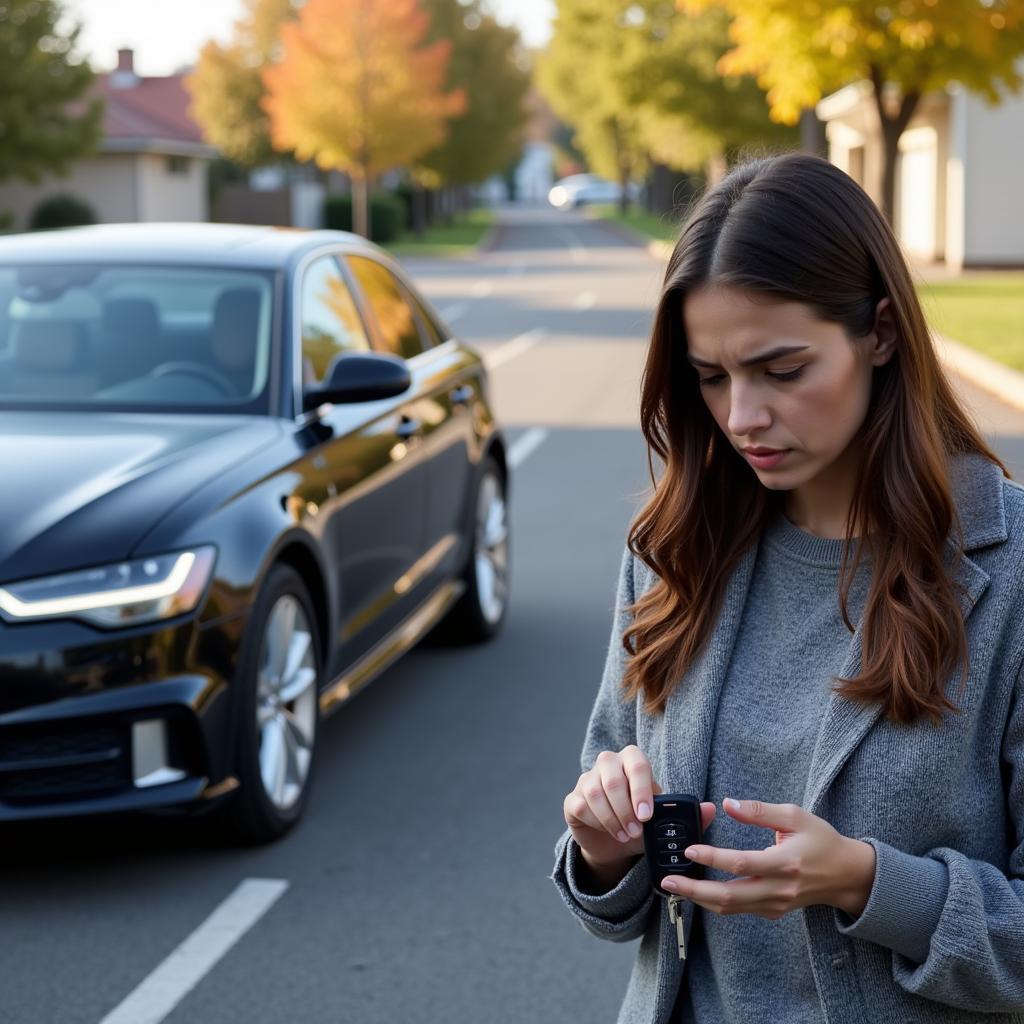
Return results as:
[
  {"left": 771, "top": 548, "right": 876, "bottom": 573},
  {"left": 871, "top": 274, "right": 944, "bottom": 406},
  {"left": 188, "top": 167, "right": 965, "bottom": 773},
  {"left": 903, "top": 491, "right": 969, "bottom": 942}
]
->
[{"left": 642, "top": 793, "right": 705, "bottom": 890}]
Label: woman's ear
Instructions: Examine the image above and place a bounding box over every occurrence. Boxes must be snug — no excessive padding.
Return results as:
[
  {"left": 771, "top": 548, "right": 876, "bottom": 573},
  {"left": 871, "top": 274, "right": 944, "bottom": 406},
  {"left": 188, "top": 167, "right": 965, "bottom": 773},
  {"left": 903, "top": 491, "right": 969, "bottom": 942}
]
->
[{"left": 870, "top": 297, "right": 897, "bottom": 367}]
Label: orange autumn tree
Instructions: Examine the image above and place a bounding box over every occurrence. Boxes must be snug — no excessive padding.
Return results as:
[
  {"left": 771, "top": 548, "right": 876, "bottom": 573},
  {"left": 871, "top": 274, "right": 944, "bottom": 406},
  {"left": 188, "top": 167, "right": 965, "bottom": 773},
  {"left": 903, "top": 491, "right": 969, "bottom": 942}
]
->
[{"left": 262, "top": 0, "right": 464, "bottom": 238}]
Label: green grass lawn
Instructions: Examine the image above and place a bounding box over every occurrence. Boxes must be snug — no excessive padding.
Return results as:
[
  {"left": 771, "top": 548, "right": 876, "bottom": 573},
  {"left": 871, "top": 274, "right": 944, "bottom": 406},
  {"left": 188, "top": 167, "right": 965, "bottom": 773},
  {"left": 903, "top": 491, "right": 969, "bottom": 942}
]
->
[
  {"left": 588, "top": 204, "right": 683, "bottom": 243},
  {"left": 384, "top": 208, "right": 494, "bottom": 258},
  {"left": 917, "top": 274, "right": 1024, "bottom": 373}
]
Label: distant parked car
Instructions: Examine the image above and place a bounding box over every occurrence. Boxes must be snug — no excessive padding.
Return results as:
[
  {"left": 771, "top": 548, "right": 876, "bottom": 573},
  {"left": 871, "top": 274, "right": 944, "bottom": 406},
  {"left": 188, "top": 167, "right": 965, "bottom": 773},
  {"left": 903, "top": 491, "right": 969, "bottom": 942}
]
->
[
  {"left": 0, "top": 223, "right": 510, "bottom": 841},
  {"left": 547, "top": 173, "right": 643, "bottom": 210}
]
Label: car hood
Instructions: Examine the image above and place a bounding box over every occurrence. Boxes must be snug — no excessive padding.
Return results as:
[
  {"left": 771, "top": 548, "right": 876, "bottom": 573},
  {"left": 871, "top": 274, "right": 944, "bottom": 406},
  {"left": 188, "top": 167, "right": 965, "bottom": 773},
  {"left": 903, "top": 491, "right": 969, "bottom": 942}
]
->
[{"left": 0, "top": 411, "right": 282, "bottom": 583}]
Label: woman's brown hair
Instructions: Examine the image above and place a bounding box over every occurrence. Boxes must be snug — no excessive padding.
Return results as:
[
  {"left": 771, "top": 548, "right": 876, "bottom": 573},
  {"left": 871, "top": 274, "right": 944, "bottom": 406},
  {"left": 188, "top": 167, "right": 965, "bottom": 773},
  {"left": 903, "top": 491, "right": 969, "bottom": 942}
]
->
[{"left": 623, "top": 152, "right": 1009, "bottom": 726}]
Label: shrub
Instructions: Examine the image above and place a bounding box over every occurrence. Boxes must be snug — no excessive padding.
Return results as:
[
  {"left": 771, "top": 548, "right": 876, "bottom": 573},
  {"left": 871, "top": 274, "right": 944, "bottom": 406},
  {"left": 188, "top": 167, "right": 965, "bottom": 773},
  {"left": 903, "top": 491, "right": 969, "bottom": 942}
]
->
[
  {"left": 322, "top": 193, "right": 405, "bottom": 243},
  {"left": 29, "top": 194, "right": 97, "bottom": 231}
]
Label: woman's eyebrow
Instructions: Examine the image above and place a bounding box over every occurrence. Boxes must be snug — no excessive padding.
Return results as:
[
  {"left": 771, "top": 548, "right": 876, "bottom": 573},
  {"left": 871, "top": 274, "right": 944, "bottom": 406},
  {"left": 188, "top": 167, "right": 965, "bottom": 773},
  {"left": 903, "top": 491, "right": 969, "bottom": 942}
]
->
[{"left": 686, "top": 344, "right": 811, "bottom": 369}]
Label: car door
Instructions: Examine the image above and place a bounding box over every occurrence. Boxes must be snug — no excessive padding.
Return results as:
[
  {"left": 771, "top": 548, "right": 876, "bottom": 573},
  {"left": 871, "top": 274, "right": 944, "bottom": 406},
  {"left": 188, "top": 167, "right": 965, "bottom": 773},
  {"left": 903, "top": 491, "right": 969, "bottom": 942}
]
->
[
  {"left": 344, "top": 255, "right": 477, "bottom": 592},
  {"left": 296, "top": 253, "right": 427, "bottom": 668}
]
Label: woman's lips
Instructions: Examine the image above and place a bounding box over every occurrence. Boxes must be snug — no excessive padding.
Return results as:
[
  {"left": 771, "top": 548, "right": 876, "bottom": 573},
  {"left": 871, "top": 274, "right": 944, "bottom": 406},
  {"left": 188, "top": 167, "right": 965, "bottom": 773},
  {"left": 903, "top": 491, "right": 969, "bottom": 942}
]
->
[{"left": 743, "top": 449, "right": 790, "bottom": 469}]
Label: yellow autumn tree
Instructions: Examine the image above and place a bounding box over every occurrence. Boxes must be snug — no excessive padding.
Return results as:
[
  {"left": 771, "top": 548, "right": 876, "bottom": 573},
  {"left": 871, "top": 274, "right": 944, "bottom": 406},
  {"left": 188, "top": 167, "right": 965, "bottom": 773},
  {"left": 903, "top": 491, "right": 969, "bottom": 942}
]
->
[
  {"left": 681, "top": 0, "right": 1024, "bottom": 223},
  {"left": 262, "top": 0, "right": 465, "bottom": 238}
]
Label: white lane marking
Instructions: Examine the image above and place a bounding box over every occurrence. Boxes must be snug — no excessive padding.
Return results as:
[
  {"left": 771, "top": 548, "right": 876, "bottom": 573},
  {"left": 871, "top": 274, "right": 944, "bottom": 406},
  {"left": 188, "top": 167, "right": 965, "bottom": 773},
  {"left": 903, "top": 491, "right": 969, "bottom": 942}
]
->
[
  {"left": 98, "top": 879, "right": 289, "bottom": 1024},
  {"left": 440, "top": 302, "right": 468, "bottom": 323},
  {"left": 557, "top": 229, "right": 586, "bottom": 262},
  {"left": 509, "top": 428, "right": 549, "bottom": 468},
  {"left": 573, "top": 291, "right": 596, "bottom": 310},
  {"left": 483, "top": 328, "right": 547, "bottom": 371},
  {"left": 471, "top": 280, "right": 494, "bottom": 297}
]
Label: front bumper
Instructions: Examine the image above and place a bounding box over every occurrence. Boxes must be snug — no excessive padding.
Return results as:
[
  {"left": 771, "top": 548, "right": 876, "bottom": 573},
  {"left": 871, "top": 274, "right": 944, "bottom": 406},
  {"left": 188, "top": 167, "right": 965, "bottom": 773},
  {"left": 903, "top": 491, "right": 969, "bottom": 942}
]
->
[{"left": 0, "top": 613, "right": 247, "bottom": 821}]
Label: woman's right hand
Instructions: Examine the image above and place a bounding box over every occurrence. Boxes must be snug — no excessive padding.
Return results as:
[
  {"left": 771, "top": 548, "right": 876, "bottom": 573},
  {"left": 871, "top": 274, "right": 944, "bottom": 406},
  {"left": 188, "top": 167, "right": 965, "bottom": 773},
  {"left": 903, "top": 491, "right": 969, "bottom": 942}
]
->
[{"left": 563, "top": 745, "right": 716, "bottom": 870}]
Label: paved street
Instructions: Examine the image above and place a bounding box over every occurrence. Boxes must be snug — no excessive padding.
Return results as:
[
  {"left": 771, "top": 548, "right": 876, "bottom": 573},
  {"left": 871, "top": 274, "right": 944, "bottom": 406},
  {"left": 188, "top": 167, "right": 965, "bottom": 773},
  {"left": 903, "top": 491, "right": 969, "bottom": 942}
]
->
[{"left": 1, "top": 206, "right": 1023, "bottom": 1024}]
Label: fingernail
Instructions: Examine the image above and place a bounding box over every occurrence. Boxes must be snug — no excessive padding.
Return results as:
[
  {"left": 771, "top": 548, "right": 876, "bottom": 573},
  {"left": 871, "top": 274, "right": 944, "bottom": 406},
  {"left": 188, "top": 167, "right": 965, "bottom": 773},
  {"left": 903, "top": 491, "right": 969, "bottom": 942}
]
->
[
  {"left": 684, "top": 847, "right": 697, "bottom": 859},
  {"left": 724, "top": 798, "right": 742, "bottom": 812},
  {"left": 637, "top": 802, "right": 650, "bottom": 819},
  {"left": 662, "top": 879, "right": 678, "bottom": 892},
  {"left": 627, "top": 822, "right": 642, "bottom": 838},
  {"left": 617, "top": 830, "right": 629, "bottom": 843}
]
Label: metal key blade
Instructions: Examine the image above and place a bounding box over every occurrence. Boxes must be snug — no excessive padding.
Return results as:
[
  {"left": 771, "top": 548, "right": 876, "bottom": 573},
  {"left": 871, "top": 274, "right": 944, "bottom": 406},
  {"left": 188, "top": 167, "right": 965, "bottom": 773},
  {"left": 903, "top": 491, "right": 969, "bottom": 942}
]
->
[{"left": 668, "top": 895, "right": 686, "bottom": 960}]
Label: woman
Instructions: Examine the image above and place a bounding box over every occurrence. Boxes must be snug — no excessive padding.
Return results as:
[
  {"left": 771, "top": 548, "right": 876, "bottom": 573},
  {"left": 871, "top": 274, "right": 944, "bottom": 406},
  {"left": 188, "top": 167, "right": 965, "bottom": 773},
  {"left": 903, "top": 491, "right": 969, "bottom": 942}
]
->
[{"left": 551, "top": 152, "right": 1024, "bottom": 1024}]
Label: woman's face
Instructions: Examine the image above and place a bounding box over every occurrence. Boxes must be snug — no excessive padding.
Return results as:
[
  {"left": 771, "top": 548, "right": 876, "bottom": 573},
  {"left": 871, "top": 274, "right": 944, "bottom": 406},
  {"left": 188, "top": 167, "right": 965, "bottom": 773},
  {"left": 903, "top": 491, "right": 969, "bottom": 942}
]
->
[{"left": 682, "top": 283, "right": 895, "bottom": 494}]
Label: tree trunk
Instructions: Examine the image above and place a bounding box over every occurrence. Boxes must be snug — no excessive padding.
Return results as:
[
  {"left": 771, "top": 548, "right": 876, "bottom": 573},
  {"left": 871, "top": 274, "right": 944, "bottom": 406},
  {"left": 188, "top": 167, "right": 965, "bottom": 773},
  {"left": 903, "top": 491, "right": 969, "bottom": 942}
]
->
[
  {"left": 353, "top": 172, "right": 370, "bottom": 239},
  {"left": 412, "top": 183, "right": 426, "bottom": 240},
  {"left": 868, "top": 64, "right": 920, "bottom": 227},
  {"left": 799, "top": 107, "right": 827, "bottom": 156},
  {"left": 618, "top": 161, "right": 632, "bottom": 216}
]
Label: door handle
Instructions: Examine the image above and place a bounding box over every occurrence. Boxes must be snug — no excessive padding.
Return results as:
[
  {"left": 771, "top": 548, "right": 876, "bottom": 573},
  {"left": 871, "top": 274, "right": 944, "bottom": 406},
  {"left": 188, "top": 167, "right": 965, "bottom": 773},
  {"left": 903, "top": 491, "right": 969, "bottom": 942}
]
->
[
  {"left": 449, "top": 384, "right": 474, "bottom": 405},
  {"left": 396, "top": 416, "right": 422, "bottom": 439}
]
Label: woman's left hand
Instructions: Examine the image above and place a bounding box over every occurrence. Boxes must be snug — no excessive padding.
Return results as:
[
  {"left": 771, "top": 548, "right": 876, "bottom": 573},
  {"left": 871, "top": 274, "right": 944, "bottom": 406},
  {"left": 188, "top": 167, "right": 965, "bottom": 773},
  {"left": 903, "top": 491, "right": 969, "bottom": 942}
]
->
[{"left": 661, "top": 797, "right": 877, "bottom": 920}]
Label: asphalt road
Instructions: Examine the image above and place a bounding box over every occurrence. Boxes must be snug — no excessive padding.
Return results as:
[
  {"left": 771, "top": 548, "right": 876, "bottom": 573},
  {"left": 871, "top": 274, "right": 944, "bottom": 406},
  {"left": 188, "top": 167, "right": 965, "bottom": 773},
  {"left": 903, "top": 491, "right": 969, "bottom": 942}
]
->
[{"left": 1, "top": 205, "right": 1022, "bottom": 1024}]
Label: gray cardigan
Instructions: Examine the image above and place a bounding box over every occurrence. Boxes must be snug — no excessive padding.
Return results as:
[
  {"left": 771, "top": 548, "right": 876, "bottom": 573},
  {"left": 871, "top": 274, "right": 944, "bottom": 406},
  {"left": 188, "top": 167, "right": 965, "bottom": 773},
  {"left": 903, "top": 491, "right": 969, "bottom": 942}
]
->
[{"left": 551, "top": 452, "right": 1024, "bottom": 1023}]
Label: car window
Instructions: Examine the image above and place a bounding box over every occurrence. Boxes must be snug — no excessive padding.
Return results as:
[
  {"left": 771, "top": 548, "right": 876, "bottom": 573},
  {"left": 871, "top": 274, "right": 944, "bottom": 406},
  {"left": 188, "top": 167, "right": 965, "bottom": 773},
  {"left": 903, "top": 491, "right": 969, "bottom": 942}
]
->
[
  {"left": 0, "top": 264, "right": 275, "bottom": 412},
  {"left": 347, "top": 256, "right": 424, "bottom": 360},
  {"left": 409, "top": 291, "right": 446, "bottom": 348},
  {"left": 300, "top": 255, "right": 370, "bottom": 386}
]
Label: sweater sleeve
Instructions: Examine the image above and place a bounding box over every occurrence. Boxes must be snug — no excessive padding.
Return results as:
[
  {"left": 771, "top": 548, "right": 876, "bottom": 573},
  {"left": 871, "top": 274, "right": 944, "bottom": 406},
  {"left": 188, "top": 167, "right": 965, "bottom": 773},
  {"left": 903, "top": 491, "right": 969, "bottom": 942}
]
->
[
  {"left": 831, "top": 650, "right": 1024, "bottom": 1013},
  {"left": 549, "top": 542, "right": 656, "bottom": 941}
]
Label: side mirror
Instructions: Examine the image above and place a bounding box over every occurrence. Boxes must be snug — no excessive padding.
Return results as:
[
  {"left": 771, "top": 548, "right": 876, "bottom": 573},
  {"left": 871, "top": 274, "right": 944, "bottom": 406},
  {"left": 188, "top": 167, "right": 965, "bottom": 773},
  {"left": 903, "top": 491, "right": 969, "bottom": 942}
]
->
[{"left": 302, "top": 351, "right": 411, "bottom": 410}]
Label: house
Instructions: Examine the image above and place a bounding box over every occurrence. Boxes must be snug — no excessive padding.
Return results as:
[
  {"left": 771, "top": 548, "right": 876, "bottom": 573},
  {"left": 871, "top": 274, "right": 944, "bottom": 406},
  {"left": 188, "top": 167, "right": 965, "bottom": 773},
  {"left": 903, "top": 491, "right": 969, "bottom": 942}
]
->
[
  {"left": 0, "top": 49, "right": 217, "bottom": 231},
  {"left": 816, "top": 64, "right": 1024, "bottom": 271}
]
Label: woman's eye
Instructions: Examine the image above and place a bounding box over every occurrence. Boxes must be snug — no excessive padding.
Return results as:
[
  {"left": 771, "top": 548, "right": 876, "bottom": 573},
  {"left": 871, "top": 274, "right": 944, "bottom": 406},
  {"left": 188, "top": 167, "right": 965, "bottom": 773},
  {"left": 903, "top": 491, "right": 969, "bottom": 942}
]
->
[{"left": 697, "top": 367, "right": 805, "bottom": 389}]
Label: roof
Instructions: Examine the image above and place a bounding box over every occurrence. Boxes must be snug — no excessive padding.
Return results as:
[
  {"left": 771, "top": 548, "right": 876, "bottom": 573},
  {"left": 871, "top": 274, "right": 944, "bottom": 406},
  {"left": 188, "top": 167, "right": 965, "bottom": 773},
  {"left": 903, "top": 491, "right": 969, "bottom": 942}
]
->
[
  {"left": 0, "top": 223, "right": 377, "bottom": 270},
  {"left": 91, "top": 67, "right": 218, "bottom": 159}
]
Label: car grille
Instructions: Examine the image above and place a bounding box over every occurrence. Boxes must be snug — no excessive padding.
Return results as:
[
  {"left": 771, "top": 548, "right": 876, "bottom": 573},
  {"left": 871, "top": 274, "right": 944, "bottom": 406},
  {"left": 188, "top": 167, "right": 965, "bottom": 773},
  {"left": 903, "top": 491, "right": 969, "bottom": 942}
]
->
[{"left": 0, "top": 724, "right": 131, "bottom": 804}]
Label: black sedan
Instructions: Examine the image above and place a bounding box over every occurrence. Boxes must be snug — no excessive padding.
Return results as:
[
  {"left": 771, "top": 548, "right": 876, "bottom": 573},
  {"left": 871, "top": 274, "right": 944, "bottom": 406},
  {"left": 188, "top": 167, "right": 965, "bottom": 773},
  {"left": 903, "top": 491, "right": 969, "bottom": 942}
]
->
[{"left": 0, "top": 223, "right": 510, "bottom": 841}]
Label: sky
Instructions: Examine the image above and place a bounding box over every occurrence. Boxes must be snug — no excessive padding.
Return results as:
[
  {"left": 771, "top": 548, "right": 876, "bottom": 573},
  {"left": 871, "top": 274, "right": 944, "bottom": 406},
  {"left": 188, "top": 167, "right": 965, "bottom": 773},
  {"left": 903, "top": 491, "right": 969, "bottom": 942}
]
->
[{"left": 62, "top": 0, "right": 556, "bottom": 76}]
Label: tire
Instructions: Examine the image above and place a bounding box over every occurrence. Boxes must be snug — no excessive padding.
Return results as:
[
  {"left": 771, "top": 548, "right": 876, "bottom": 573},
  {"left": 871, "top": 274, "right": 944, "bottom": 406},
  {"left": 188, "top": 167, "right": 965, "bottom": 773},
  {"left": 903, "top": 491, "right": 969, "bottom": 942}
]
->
[
  {"left": 432, "top": 455, "right": 510, "bottom": 645},
  {"left": 217, "top": 563, "right": 321, "bottom": 844}
]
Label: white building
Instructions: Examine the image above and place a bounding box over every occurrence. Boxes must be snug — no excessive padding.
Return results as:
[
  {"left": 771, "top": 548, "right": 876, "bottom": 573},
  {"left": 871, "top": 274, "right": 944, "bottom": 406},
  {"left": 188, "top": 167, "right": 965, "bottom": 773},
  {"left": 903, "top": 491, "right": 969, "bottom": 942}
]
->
[{"left": 816, "top": 64, "right": 1024, "bottom": 270}]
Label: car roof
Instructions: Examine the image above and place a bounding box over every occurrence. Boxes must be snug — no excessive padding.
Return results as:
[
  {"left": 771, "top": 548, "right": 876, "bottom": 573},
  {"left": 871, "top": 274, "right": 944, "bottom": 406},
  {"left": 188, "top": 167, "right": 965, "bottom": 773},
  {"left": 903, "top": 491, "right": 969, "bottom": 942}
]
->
[{"left": 0, "top": 222, "right": 381, "bottom": 270}]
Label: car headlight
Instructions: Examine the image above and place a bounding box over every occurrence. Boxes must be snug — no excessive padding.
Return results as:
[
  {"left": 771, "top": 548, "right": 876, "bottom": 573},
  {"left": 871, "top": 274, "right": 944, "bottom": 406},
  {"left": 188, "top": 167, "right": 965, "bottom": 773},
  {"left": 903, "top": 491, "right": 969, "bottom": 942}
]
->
[{"left": 0, "top": 547, "right": 217, "bottom": 628}]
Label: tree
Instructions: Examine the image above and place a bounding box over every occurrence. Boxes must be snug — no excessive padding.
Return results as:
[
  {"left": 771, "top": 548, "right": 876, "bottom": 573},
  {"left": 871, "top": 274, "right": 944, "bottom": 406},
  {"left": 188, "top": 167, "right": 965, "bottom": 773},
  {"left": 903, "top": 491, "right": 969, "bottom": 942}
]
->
[
  {"left": 0, "top": 0, "right": 101, "bottom": 184},
  {"left": 620, "top": 2, "right": 796, "bottom": 181},
  {"left": 538, "top": 1, "right": 650, "bottom": 212},
  {"left": 538, "top": 0, "right": 793, "bottom": 204},
  {"left": 262, "top": 0, "right": 465, "bottom": 238},
  {"left": 680, "top": 0, "right": 1024, "bottom": 222},
  {"left": 186, "top": 0, "right": 298, "bottom": 168},
  {"left": 416, "top": 0, "right": 531, "bottom": 189}
]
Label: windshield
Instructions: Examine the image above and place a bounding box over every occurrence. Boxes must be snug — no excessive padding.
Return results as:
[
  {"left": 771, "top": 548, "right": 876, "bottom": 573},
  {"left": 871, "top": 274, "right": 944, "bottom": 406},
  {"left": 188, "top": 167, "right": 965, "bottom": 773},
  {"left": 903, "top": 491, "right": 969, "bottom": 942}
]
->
[{"left": 0, "top": 264, "right": 276, "bottom": 413}]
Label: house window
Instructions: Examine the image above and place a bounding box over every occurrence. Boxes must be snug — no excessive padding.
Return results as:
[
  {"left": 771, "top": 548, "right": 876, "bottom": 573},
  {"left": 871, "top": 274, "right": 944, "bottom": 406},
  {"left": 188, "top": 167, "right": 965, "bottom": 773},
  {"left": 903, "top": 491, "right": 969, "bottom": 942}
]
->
[{"left": 166, "top": 156, "right": 190, "bottom": 175}]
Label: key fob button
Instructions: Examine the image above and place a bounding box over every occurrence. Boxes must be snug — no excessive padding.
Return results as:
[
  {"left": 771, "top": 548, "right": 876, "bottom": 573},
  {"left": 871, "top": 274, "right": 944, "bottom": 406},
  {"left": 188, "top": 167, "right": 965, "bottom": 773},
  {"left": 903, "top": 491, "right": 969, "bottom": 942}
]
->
[
  {"left": 657, "top": 839, "right": 683, "bottom": 853},
  {"left": 656, "top": 822, "right": 687, "bottom": 839},
  {"left": 658, "top": 852, "right": 690, "bottom": 868}
]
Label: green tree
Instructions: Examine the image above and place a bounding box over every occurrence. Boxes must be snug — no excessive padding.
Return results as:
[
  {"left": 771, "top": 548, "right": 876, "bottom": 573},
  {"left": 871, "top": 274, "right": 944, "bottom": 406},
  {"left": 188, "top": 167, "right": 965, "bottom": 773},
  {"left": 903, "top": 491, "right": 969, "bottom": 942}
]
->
[
  {"left": 621, "top": 2, "right": 796, "bottom": 179},
  {"left": 416, "top": 0, "right": 531, "bottom": 189},
  {"left": 538, "top": 1, "right": 649, "bottom": 211},
  {"left": 186, "top": 0, "right": 298, "bottom": 168},
  {"left": 539, "top": 0, "right": 793, "bottom": 203},
  {"left": 0, "top": 0, "right": 101, "bottom": 184},
  {"left": 682, "top": 0, "right": 1024, "bottom": 221}
]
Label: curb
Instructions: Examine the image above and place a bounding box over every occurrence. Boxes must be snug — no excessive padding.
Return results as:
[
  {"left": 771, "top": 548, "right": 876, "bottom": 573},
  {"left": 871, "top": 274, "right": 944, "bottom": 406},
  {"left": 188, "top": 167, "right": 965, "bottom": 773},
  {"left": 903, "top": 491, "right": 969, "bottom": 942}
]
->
[
  {"left": 932, "top": 332, "right": 1024, "bottom": 413},
  {"left": 475, "top": 216, "right": 503, "bottom": 254}
]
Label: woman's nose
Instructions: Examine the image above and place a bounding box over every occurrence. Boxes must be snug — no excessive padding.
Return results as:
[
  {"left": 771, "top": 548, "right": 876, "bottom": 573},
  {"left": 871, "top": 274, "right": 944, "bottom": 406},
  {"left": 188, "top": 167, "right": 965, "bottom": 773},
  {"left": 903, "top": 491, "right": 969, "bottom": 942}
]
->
[{"left": 726, "top": 383, "right": 772, "bottom": 438}]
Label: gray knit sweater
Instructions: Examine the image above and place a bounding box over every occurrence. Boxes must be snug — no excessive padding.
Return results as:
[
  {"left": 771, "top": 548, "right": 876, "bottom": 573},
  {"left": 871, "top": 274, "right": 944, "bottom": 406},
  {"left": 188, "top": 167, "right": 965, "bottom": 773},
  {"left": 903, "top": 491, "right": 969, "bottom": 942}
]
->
[
  {"left": 551, "top": 453, "right": 1024, "bottom": 1024},
  {"left": 677, "top": 512, "right": 870, "bottom": 1022}
]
